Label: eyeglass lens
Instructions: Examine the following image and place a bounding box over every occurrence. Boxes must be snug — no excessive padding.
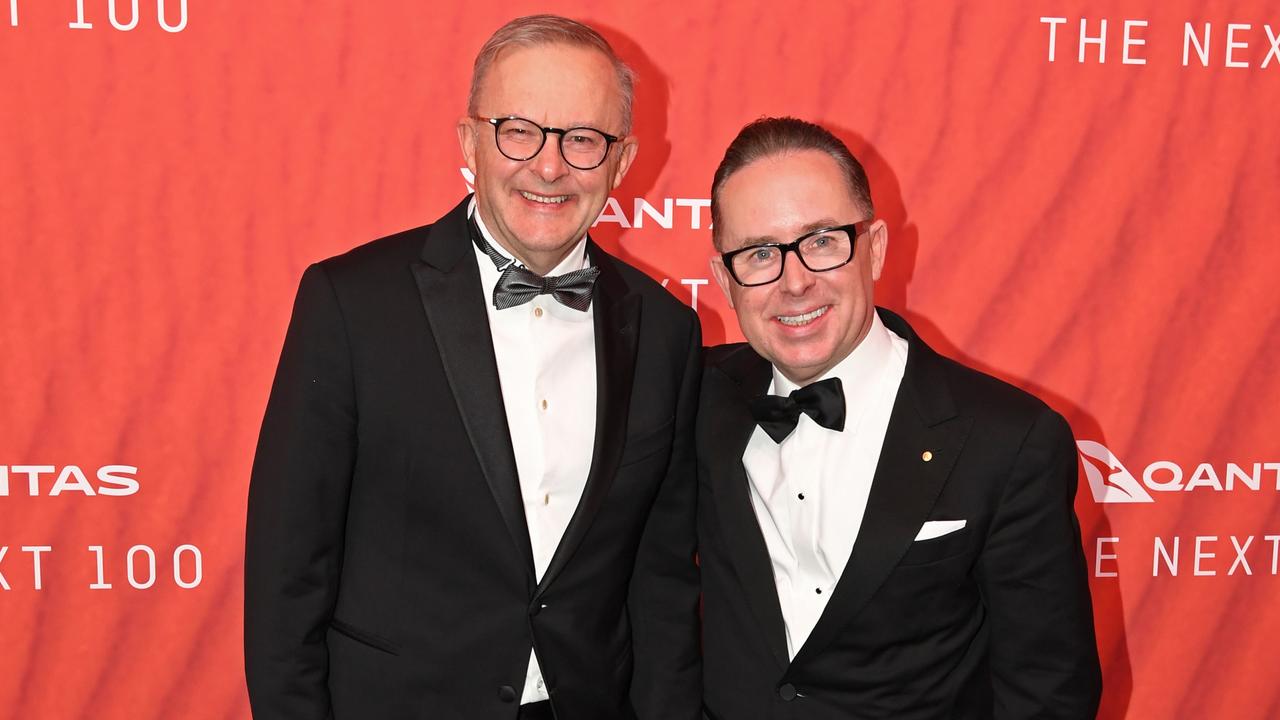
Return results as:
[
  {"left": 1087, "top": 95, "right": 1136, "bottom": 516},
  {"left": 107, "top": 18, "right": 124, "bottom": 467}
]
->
[
  {"left": 494, "top": 117, "right": 610, "bottom": 170},
  {"left": 731, "top": 228, "right": 854, "bottom": 285}
]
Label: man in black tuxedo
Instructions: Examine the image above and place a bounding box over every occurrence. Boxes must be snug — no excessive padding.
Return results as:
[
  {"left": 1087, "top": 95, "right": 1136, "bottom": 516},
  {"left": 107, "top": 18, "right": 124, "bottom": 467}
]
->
[
  {"left": 698, "top": 117, "right": 1101, "bottom": 719},
  {"left": 244, "top": 15, "right": 701, "bottom": 720}
]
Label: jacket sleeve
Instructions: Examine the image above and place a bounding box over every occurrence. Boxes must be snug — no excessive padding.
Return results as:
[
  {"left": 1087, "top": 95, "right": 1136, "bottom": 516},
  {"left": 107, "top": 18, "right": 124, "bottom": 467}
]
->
[
  {"left": 977, "top": 407, "right": 1103, "bottom": 719},
  {"left": 627, "top": 309, "right": 704, "bottom": 720},
  {"left": 245, "top": 263, "right": 357, "bottom": 719}
]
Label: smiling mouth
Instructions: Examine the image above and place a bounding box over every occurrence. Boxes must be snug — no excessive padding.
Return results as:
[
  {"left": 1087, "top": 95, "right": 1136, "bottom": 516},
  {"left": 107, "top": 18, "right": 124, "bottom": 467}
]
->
[
  {"left": 521, "top": 191, "right": 569, "bottom": 205},
  {"left": 777, "top": 306, "right": 830, "bottom": 327}
]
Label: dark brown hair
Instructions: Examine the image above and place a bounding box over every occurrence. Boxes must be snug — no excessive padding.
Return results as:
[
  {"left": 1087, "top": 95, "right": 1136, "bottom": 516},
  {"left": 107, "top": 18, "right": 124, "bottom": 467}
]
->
[{"left": 711, "top": 117, "right": 873, "bottom": 247}]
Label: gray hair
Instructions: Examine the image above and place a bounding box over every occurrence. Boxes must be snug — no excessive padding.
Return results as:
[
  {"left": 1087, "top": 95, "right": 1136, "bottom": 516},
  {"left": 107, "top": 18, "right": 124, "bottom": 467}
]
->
[
  {"left": 467, "top": 14, "right": 636, "bottom": 134},
  {"left": 711, "top": 117, "right": 874, "bottom": 248}
]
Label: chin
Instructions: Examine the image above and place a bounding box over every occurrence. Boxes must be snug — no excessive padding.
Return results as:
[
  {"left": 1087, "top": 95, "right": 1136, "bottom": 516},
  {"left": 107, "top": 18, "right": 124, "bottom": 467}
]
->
[
  {"left": 535, "top": 235, "right": 582, "bottom": 255},
  {"left": 767, "top": 350, "right": 828, "bottom": 378},
  {"left": 770, "top": 336, "right": 834, "bottom": 362},
  {"left": 505, "top": 229, "right": 560, "bottom": 252}
]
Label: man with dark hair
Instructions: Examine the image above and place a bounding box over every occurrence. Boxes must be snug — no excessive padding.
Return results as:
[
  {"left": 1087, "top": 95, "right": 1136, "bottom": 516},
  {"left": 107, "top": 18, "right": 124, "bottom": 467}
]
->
[
  {"left": 698, "top": 117, "right": 1101, "bottom": 718},
  {"left": 244, "top": 15, "right": 702, "bottom": 720}
]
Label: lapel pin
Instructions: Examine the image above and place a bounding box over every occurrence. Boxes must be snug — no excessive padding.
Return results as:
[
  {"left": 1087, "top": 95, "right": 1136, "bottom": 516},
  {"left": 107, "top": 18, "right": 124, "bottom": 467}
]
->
[{"left": 922, "top": 450, "right": 934, "bottom": 462}]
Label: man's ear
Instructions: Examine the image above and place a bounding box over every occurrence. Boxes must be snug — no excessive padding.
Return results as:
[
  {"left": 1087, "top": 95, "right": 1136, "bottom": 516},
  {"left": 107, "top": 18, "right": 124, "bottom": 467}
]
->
[
  {"left": 457, "top": 117, "right": 478, "bottom": 177},
  {"left": 610, "top": 136, "right": 640, "bottom": 190},
  {"left": 868, "top": 219, "right": 889, "bottom": 281},
  {"left": 709, "top": 254, "right": 737, "bottom": 310}
]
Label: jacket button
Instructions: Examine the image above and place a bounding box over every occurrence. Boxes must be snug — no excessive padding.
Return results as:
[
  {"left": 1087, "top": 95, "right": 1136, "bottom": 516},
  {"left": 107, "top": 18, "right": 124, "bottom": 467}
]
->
[
  {"left": 530, "top": 602, "right": 545, "bottom": 617},
  {"left": 498, "top": 685, "right": 516, "bottom": 703},
  {"left": 778, "top": 683, "right": 797, "bottom": 701}
]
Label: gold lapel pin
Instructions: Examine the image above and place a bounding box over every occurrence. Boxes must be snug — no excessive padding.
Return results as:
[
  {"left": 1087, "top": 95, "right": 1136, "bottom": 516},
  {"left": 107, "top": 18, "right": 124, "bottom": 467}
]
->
[{"left": 922, "top": 450, "right": 934, "bottom": 462}]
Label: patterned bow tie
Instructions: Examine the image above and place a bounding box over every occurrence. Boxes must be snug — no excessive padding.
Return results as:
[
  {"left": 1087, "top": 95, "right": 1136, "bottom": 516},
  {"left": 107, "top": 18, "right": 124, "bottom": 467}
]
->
[
  {"left": 493, "top": 264, "right": 600, "bottom": 311},
  {"left": 470, "top": 217, "right": 599, "bottom": 312},
  {"left": 749, "top": 377, "right": 847, "bottom": 443}
]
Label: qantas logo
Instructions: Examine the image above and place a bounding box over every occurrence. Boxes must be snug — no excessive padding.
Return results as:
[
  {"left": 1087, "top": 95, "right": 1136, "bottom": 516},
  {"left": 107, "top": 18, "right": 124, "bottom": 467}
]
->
[
  {"left": 1077, "top": 441, "right": 1280, "bottom": 503},
  {"left": 1077, "top": 441, "right": 1154, "bottom": 503}
]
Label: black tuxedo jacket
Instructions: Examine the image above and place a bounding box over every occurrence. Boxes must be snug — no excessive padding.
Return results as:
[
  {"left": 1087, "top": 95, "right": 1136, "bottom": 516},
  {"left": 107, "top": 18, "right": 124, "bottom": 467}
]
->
[
  {"left": 245, "top": 197, "right": 702, "bottom": 720},
  {"left": 698, "top": 309, "right": 1101, "bottom": 719}
]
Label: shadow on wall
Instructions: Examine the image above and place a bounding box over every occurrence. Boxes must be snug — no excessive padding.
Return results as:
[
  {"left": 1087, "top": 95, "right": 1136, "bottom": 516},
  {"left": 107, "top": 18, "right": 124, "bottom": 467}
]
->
[
  {"left": 838, "top": 123, "right": 1134, "bottom": 719},
  {"left": 588, "top": 20, "right": 727, "bottom": 344},
  {"left": 828, "top": 123, "right": 919, "bottom": 317}
]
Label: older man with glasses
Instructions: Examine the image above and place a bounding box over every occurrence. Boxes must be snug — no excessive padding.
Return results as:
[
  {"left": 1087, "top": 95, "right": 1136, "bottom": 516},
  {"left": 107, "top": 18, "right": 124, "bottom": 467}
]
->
[
  {"left": 698, "top": 116, "right": 1101, "bottom": 719},
  {"left": 245, "top": 15, "right": 702, "bottom": 720}
]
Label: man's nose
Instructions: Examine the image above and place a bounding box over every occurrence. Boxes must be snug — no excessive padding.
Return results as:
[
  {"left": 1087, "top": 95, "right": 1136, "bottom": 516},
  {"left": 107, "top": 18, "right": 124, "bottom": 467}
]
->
[
  {"left": 777, "top": 252, "right": 817, "bottom": 295},
  {"left": 530, "top": 134, "right": 570, "bottom": 183}
]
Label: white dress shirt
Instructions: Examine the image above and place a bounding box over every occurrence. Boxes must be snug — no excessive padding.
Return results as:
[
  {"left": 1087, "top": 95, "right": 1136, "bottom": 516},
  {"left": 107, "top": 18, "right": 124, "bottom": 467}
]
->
[
  {"left": 742, "top": 312, "right": 908, "bottom": 659},
  {"left": 471, "top": 203, "right": 597, "bottom": 703}
]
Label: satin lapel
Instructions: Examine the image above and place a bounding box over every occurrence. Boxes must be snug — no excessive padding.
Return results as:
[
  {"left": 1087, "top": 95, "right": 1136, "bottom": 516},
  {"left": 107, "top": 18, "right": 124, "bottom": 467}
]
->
[
  {"left": 791, "top": 310, "right": 973, "bottom": 667},
  {"left": 409, "top": 199, "right": 534, "bottom": 581},
  {"left": 711, "top": 346, "right": 790, "bottom": 669},
  {"left": 536, "top": 244, "right": 640, "bottom": 595}
]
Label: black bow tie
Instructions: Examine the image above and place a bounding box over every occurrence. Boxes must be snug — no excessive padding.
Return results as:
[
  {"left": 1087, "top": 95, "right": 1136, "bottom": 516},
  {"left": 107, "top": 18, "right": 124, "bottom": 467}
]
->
[
  {"left": 469, "top": 217, "right": 599, "bottom": 312},
  {"left": 749, "top": 377, "right": 846, "bottom": 443}
]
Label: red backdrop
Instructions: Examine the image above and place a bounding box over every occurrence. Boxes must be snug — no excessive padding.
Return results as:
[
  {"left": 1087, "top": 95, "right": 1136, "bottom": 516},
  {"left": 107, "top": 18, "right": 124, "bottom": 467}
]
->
[{"left": 3, "top": 2, "right": 1278, "bottom": 718}]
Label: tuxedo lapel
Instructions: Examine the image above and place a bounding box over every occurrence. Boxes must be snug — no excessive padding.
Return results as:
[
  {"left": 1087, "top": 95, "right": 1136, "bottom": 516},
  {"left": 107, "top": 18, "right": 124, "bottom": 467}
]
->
[
  {"left": 710, "top": 346, "right": 791, "bottom": 669},
  {"left": 410, "top": 198, "right": 535, "bottom": 583},
  {"left": 536, "top": 243, "right": 640, "bottom": 595},
  {"left": 791, "top": 309, "right": 973, "bottom": 667}
]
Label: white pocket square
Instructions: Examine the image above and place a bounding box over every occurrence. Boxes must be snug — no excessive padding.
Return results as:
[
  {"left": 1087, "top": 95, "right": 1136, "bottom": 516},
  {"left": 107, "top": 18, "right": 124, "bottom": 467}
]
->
[{"left": 914, "top": 519, "right": 967, "bottom": 541}]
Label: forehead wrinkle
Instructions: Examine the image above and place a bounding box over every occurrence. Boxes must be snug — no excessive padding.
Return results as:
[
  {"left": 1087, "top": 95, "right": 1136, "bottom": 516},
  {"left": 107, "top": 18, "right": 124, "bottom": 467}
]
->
[
  {"left": 478, "top": 46, "right": 623, "bottom": 131},
  {"left": 799, "top": 218, "right": 845, "bottom": 234}
]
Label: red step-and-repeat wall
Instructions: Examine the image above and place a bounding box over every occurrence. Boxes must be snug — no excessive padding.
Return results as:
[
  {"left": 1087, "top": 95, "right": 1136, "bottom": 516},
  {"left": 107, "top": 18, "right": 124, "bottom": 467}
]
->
[{"left": 3, "top": 2, "right": 1278, "bottom": 718}]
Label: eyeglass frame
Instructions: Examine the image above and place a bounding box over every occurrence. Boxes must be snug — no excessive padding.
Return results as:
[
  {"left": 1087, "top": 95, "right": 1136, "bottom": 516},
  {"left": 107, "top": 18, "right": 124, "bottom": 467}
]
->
[
  {"left": 718, "top": 220, "right": 876, "bottom": 287},
  {"left": 473, "top": 115, "right": 622, "bottom": 171}
]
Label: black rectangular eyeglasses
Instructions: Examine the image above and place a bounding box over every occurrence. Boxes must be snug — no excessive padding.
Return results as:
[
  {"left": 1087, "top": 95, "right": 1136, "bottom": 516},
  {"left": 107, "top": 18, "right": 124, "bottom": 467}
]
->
[{"left": 720, "top": 220, "right": 874, "bottom": 287}]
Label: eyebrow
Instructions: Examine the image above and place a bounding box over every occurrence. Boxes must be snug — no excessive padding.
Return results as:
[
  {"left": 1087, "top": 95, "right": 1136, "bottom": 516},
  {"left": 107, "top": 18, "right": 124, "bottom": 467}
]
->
[
  {"left": 733, "top": 218, "right": 845, "bottom": 248},
  {"left": 489, "top": 113, "right": 604, "bottom": 128},
  {"left": 521, "top": 116, "right": 607, "bottom": 130},
  {"left": 553, "top": 121, "right": 604, "bottom": 130}
]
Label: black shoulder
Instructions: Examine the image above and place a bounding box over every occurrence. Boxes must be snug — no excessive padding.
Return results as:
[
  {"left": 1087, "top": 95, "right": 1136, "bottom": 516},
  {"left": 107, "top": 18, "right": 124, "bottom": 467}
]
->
[
  {"left": 610, "top": 257, "right": 684, "bottom": 302},
  {"left": 595, "top": 248, "right": 699, "bottom": 329},
  {"left": 923, "top": 351, "right": 1068, "bottom": 445},
  {"left": 705, "top": 342, "right": 752, "bottom": 368},
  {"left": 882, "top": 308, "right": 1060, "bottom": 426},
  {"left": 317, "top": 224, "right": 432, "bottom": 278}
]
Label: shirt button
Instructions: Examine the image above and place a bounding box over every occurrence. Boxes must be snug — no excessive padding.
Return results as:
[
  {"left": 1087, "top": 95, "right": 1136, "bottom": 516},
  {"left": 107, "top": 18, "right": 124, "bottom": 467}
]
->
[
  {"left": 534, "top": 306, "right": 544, "bottom": 318},
  {"left": 815, "top": 587, "right": 823, "bottom": 594},
  {"left": 540, "top": 399, "right": 548, "bottom": 411},
  {"left": 797, "top": 493, "right": 805, "bottom": 500}
]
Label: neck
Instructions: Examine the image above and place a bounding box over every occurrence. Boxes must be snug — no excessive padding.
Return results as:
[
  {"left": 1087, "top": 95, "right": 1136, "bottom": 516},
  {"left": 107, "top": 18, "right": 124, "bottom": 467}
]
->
[{"left": 506, "top": 246, "right": 573, "bottom": 276}]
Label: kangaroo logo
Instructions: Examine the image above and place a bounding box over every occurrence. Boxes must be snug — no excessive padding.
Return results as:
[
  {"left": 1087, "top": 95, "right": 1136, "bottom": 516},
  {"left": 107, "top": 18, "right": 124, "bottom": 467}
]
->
[{"left": 1077, "top": 440, "right": 1154, "bottom": 503}]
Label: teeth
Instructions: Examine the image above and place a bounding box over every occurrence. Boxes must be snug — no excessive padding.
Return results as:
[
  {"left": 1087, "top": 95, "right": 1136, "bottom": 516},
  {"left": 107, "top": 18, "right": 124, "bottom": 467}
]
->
[
  {"left": 521, "top": 191, "right": 569, "bottom": 204},
  {"left": 778, "top": 306, "right": 829, "bottom": 326}
]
